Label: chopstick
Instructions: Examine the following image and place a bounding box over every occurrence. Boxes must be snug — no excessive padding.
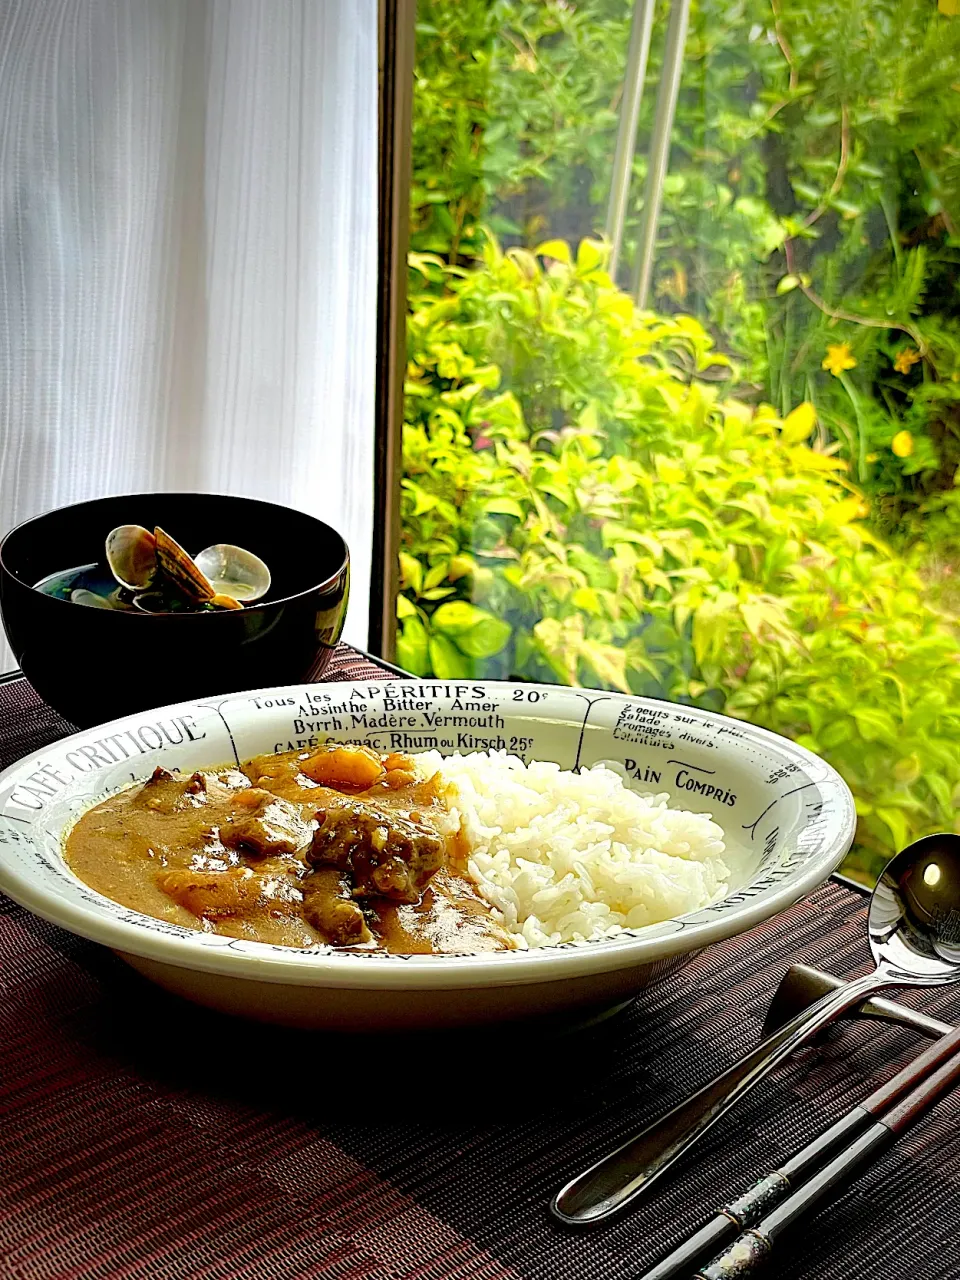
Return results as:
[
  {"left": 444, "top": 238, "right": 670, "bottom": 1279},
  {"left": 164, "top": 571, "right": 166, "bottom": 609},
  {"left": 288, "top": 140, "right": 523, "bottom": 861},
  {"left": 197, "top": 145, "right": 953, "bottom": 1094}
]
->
[
  {"left": 692, "top": 1036, "right": 960, "bottom": 1278},
  {"left": 637, "top": 1020, "right": 960, "bottom": 1280}
]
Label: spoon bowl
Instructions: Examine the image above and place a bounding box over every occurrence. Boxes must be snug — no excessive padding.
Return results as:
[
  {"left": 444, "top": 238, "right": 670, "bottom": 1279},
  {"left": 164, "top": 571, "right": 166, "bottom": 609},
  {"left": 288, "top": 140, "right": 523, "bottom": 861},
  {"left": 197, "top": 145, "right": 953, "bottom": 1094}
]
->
[{"left": 869, "top": 832, "right": 960, "bottom": 979}]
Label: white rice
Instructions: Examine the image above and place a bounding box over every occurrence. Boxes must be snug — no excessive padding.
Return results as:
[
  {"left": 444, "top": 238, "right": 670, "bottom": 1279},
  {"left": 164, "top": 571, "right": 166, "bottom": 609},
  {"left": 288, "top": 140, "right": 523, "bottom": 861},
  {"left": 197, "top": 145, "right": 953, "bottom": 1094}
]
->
[{"left": 419, "top": 750, "right": 729, "bottom": 950}]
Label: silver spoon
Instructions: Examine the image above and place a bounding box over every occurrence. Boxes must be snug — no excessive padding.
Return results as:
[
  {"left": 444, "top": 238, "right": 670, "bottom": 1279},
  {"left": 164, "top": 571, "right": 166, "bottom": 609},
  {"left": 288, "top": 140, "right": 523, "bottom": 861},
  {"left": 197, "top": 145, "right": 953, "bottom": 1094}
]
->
[
  {"left": 551, "top": 833, "right": 960, "bottom": 1228},
  {"left": 762, "top": 963, "right": 954, "bottom": 1042}
]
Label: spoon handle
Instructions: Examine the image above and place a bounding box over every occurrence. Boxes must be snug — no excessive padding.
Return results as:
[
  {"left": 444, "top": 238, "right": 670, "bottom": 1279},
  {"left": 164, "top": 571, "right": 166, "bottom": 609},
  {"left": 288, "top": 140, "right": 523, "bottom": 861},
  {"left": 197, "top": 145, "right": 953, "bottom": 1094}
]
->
[{"left": 551, "top": 971, "right": 892, "bottom": 1227}]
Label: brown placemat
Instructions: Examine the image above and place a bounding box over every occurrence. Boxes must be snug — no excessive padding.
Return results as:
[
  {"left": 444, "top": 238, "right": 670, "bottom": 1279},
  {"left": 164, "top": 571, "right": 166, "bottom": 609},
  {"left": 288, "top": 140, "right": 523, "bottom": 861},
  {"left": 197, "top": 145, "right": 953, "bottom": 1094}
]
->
[{"left": 2, "top": 647, "right": 959, "bottom": 1280}]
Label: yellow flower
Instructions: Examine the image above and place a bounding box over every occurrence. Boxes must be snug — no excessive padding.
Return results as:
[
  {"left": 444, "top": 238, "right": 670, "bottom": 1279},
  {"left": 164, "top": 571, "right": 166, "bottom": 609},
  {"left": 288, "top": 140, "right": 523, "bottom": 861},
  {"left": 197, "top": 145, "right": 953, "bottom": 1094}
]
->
[
  {"left": 822, "top": 343, "right": 857, "bottom": 377},
  {"left": 893, "top": 347, "right": 921, "bottom": 375},
  {"left": 891, "top": 430, "right": 914, "bottom": 458}
]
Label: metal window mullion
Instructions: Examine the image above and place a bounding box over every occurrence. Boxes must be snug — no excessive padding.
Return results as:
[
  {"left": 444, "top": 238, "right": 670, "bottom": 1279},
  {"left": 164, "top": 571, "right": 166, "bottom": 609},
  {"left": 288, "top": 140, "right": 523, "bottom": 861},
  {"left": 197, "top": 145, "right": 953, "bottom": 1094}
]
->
[
  {"left": 633, "top": 0, "right": 691, "bottom": 307},
  {"left": 605, "top": 0, "right": 657, "bottom": 283}
]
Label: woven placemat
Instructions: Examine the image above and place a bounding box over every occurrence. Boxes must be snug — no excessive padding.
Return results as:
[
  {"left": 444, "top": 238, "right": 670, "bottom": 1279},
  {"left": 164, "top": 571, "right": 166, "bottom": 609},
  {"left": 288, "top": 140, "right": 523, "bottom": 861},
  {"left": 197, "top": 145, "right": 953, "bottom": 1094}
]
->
[{"left": 2, "top": 647, "right": 959, "bottom": 1280}]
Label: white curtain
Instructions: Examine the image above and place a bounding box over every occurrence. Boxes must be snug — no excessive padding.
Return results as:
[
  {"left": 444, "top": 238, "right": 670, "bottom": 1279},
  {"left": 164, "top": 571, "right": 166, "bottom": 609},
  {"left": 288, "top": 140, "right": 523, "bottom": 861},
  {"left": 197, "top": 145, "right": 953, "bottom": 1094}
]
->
[{"left": 0, "top": 0, "right": 377, "bottom": 667}]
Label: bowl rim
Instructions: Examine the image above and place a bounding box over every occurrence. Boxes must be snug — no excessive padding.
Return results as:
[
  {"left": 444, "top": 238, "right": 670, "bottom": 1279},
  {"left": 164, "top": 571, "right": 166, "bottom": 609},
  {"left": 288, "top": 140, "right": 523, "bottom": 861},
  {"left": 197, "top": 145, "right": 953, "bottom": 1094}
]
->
[
  {"left": 0, "top": 680, "right": 857, "bottom": 991},
  {"left": 0, "top": 491, "right": 350, "bottom": 613}
]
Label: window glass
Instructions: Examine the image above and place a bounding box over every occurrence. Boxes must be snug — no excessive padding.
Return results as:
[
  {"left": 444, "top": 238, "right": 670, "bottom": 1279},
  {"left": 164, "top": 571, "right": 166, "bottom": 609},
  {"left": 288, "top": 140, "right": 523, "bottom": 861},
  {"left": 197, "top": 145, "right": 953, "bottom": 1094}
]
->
[{"left": 400, "top": 0, "right": 960, "bottom": 884}]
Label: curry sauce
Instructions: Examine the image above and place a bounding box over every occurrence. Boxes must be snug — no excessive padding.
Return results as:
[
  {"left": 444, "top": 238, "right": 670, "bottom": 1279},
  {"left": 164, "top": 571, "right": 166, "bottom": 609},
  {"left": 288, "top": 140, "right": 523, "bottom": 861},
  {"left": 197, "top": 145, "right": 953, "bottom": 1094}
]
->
[{"left": 64, "top": 744, "right": 513, "bottom": 954}]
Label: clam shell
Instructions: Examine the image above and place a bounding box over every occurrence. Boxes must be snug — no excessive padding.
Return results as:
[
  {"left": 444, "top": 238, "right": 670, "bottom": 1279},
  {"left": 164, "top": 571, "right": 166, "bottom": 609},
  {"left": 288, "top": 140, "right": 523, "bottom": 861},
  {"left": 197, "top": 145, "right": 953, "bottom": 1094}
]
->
[
  {"left": 131, "top": 591, "right": 168, "bottom": 614},
  {"left": 105, "top": 525, "right": 158, "bottom": 591},
  {"left": 70, "top": 588, "right": 115, "bottom": 610},
  {"left": 154, "top": 527, "right": 215, "bottom": 602},
  {"left": 193, "top": 544, "right": 271, "bottom": 603}
]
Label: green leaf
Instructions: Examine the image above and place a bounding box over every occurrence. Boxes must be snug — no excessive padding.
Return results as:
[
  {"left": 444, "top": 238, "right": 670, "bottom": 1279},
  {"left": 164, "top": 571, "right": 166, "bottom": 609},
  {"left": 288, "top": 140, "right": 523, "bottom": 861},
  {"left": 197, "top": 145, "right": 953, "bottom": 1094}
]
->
[
  {"left": 820, "top": 719, "right": 855, "bottom": 749},
  {"left": 874, "top": 806, "right": 910, "bottom": 854},
  {"left": 852, "top": 708, "right": 898, "bottom": 743},
  {"left": 423, "top": 561, "right": 449, "bottom": 590},
  {"left": 578, "top": 402, "right": 600, "bottom": 433},
  {"left": 579, "top": 640, "right": 631, "bottom": 693},
  {"left": 404, "top": 483, "right": 438, "bottom": 517},
  {"left": 576, "top": 238, "right": 606, "bottom": 272},
  {"left": 458, "top": 614, "right": 512, "bottom": 658},
  {"left": 396, "top": 616, "right": 429, "bottom": 675},
  {"left": 431, "top": 600, "right": 487, "bottom": 635},
  {"left": 483, "top": 497, "right": 525, "bottom": 519},
  {"left": 776, "top": 274, "right": 801, "bottom": 295},
  {"left": 791, "top": 182, "right": 821, "bottom": 204},
  {"left": 447, "top": 554, "right": 474, "bottom": 582},
  {"left": 430, "top": 601, "right": 510, "bottom": 656},
  {"left": 535, "top": 239, "right": 572, "bottom": 264},
  {"left": 428, "top": 633, "right": 472, "bottom": 679},
  {"left": 831, "top": 199, "right": 863, "bottom": 221},
  {"left": 781, "top": 402, "right": 817, "bottom": 443},
  {"left": 570, "top": 586, "right": 603, "bottom": 615},
  {"left": 398, "top": 552, "right": 423, "bottom": 595}
]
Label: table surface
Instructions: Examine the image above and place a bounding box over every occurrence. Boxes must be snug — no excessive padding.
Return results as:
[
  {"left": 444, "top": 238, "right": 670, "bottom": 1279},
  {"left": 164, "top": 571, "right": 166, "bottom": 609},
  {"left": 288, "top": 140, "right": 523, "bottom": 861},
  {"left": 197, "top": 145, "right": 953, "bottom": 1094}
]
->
[{"left": 2, "top": 644, "right": 959, "bottom": 1280}]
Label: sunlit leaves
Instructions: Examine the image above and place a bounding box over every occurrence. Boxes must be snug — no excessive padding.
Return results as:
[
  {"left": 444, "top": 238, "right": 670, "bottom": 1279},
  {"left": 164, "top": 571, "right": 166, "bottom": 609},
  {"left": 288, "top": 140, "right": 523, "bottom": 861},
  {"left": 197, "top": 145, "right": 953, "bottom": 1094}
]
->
[
  {"left": 534, "top": 239, "right": 572, "bottom": 264},
  {"left": 400, "top": 237, "right": 960, "bottom": 879},
  {"left": 411, "top": 0, "right": 960, "bottom": 514},
  {"left": 781, "top": 402, "right": 817, "bottom": 443},
  {"left": 431, "top": 600, "right": 512, "bottom": 658},
  {"left": 576, "top": 238, "right": 607, "bottom": 274}
]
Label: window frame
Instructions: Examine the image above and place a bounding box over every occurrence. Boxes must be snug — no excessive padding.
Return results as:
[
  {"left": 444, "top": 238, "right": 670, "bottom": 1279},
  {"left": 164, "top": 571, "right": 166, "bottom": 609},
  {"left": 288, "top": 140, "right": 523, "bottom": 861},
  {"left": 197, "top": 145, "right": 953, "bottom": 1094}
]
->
[{"left": 370, "top": 0, "right": 417, "bottom": 660}]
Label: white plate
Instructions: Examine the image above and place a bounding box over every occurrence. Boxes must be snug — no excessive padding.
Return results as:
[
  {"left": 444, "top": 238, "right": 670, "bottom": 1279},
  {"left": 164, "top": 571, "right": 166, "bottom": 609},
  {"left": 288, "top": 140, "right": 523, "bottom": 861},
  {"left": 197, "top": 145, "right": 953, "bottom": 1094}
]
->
[{"left": 0, "top": 678, "right": 855, "bottom": 1030}]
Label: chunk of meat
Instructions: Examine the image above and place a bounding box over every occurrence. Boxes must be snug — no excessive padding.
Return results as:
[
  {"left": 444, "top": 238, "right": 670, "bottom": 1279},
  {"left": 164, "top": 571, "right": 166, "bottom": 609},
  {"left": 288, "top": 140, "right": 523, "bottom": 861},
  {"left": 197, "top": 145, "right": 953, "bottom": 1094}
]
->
[
  {"left": 156, "top": 865, "right": 288, "bottom": 918},
  {"left": 184, "top": 770, "right": 251, "bottom": 798},
  {"left": 299, "top": 744, "right": 385, "bottom": 791},
  {"left": 134, "top": 766, "right": 250, "bottom": 815},
  {"left": 302, "top": 867, "right": 372, "bottom": 945},
  {"left": 308, "top": 799, "right": 445, "bottom": 902},
  {"left": 218, "top": 789, "right": 311, "bottom": 859},
  {"left": 132, "top": 766, "right": 189, "bottom": 814}
]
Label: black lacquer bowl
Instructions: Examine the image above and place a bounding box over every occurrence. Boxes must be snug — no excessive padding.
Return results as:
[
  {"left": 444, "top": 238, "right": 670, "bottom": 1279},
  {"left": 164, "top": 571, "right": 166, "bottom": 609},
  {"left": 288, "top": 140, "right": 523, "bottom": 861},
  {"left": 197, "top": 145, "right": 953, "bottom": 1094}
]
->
[{"left": 0, "top": 493, "right": 349, "bottom": 726}]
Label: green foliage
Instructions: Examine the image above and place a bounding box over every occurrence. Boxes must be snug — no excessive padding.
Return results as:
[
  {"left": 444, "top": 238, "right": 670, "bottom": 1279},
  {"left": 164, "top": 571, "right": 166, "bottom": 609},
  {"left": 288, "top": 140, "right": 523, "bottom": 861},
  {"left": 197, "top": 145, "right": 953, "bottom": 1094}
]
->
[
  {"left": 410, "top": 0, "right": 960, "bottom": 510},
  {"left": 400, "top": 241, "right": 960, "bottom": 880},
  {"left": 411, "top": 0, "right": 628, "bottom": 261}
]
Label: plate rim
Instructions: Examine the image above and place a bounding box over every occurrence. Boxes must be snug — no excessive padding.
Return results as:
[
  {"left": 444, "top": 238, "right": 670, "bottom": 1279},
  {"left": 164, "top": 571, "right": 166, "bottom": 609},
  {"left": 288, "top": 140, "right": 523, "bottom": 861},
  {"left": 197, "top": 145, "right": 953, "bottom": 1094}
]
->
[{"left": 0, "top": 679, "right": 858, "bottom": 991}]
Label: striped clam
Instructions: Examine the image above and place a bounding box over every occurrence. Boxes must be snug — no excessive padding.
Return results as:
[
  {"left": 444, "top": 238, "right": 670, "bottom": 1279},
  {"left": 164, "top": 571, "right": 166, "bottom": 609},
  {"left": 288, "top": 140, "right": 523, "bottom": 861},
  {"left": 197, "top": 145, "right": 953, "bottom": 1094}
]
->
[{"left": 105, "top": 525, "right": 270, "bottom": 612}]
